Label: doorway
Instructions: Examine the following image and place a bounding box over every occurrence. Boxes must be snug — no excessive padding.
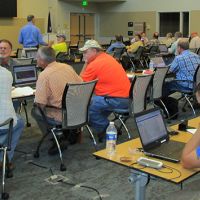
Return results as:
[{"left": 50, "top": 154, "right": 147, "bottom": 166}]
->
[{"left": 70, "top": 13, "right": 95, "bottom": 45}]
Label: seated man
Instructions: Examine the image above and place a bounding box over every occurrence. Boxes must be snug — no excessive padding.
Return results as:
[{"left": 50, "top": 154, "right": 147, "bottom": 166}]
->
[
  {"left": 168, "top": 31, "right": 182, "bottom": 55},
  {"left": 0, "top": 39, "right": 20, "bottom": 111},
  {"left": 0, "top": 66, "right": 24, "bottom": 168},
  {"left": 32, "top": 46, "right": 82, "bottom": 155},
  {"left": 163, "top": 38, "right": 200, "bottom": 97},
  {"left": 49, "top": 34, "right": 68, "bottom": 56},
  {"left": 79, "top": 40, "right": 131, "bottom": 142},
  {"left": 181, "top": 82, "right": 200, "bottom": 169},
  {"left": 0, "top": 39, "right": 20, "bottom": 73},
  {"left": 189, "top": 32, "right": 200, "bottom": 49},
  {"left": 126, "top": 34, "right": 143, "bottom": 56},
  {"left": 106, "top": 35, "right": 125, "bottom": 54}
]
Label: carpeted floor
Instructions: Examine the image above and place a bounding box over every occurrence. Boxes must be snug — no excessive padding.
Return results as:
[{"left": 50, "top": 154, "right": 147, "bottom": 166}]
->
[{"left": 4, "top": 99, "right": 200, "bottom": 200}]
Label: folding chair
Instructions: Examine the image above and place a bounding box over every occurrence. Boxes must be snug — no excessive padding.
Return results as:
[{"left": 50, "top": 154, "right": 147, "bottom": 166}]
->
[
  {"left": 0, "top": 118, "right": 14, "bottom": 200},
  {"left": 34, "top": 80, "right": 97, "bottom": 171},
  {"left": 112, "top": 74, "right": 153, "bottom": 139}
]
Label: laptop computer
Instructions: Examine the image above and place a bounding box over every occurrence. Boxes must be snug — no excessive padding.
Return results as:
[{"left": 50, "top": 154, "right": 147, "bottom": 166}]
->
[
  {"left": 159, "top": 44, "right": 168, "bottom": 53},
  {"left": 150, "top": 57, "right": 166, "bottom": 68},
  {"left": 134, "top": 107, "right": 185, "bottom": 163},
  {"left": 12, "top": 64, "right": 38, "bottom": 88}
]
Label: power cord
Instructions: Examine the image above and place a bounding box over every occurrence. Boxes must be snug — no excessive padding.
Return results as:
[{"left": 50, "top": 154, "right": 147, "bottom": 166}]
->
[{"left": 28, "top": 161, "right": 103, "bottom": 200}]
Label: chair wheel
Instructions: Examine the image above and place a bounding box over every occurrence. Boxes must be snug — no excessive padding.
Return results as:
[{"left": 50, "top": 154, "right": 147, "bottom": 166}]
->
[
  {"left": 26, "top": 123, "right": 31, "bottom": 127},
  {"left": 34, "top": 152, "right": 39, "bottom": 158},
  {"left": 2, "top": 192, "right": 9, "bottom": 199},
  {"left": 60, "top": 164, "right": 66, "bottom": 171}
]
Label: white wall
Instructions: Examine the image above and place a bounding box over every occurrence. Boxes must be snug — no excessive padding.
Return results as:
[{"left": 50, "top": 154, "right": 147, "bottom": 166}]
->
[{"left": 98, "top": 0, "right": 200, "bottom": 12}]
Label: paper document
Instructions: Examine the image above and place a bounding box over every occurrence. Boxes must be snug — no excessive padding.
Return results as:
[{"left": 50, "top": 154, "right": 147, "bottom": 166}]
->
[
  {"left": 186, "top": 129, "right": 197, "bottom": 135},
  {"left": 12, "top": 86, "right": 35, "bottom": 98}
]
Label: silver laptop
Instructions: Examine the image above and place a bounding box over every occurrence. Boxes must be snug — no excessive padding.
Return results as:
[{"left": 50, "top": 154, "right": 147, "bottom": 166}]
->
[
  {"left": 13, "top": 64, "right": 38, "bottom": 87},
  {"left": 151, "top": 57, "right": 166, "bottom": 68},
  {"left": 134, "top": 108, "right": 185, "bottom": 163}
]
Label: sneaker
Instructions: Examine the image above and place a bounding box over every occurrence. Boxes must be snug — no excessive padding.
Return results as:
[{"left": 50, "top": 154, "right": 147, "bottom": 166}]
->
[{"left": 48, "top": 139, "right": 69, "bottom": 156}]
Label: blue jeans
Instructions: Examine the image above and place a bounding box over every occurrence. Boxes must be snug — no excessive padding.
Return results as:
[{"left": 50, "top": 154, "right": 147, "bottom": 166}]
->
[
  {"left": 89, "top": 95, "right": 129, "bottom": 133},
  {"left": 31, "top": 106, "right": 61, "bottom": 134},
  {"left": 163, "top": 80, "right": 192, "bottom": 97},
  {"left": 0, "top": 116, "right": 24, "bottom": 161}
]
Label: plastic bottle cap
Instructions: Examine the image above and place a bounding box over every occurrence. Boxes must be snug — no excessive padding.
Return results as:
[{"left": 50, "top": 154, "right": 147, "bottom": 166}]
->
[{"left": 110, "top": 122, "right": 114, "bottom": 125}]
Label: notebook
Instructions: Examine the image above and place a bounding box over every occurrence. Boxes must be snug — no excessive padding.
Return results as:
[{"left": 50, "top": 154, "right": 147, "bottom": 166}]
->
[
  {"left": 134, "top": 108, "right": 185, "bottom": 163},
  {"left": 150, "top": 57, "right": 166, "bottom": 68},
  {"left": 13, "top": 64, "right": 38, "bottom": 87}
]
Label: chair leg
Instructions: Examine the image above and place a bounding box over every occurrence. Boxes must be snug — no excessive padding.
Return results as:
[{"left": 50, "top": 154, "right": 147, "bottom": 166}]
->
[
  {"left": 22, "top": 100, "right": 31, "bottom": 127},
  {"left": 51, "top": 128, "right": 66, "bottom": 171},
  {"left": 85, "top": 125, "right": 98, "bottom": 151},
  {"left": 34, "top": 132, "right": 49, "bottom": 158},
  {"left": 1, "top": 148, "right": 9, "bottom": 200},
  {"left": 184, "top": 95, "right": 196, "bottom": 116},
  {"left": 118, "top": 116, "right": 131, "bottom": 139},
  {"left": 159, "top": 99, "right": 170, "bottom": 119}
]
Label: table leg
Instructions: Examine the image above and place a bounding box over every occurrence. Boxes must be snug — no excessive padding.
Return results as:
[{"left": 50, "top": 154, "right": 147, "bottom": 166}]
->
[{"left": 128, "top": 169, "right": 149, "bottom": 200}]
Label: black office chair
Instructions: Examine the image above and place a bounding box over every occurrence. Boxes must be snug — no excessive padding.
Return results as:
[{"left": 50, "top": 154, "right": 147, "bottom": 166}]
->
[
  {"left": 34, "top": 80, "right": 98, "bottom": 171},
  {"left": 0, "top": 118, "right": 14, "bottom": 200},
  {"left": 112, "top": 74, "right": 153, "bottom": 139},
  {"left": 151, "top": 67, "right": 170, "bottom": 118},
  {"left": 112, "top": 47, "right": 126, "bottom": 62}
]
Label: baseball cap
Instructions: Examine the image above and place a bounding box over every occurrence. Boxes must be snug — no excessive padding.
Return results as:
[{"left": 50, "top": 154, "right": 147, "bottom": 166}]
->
[
  {"left": 79, "top": 40, "right": 102, "bottom": 52},
  {"left": 56, "top": 34, "right": 66, "bottom": 40}
]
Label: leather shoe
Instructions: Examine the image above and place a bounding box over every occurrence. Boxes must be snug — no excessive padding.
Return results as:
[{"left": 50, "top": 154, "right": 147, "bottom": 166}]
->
[{"left": 48, "top": 139, "right": 69, "bottom": 156}]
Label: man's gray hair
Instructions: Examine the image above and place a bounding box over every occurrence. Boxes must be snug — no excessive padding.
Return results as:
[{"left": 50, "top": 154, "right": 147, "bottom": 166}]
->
[
  {"left": 177, "top": 38, "right": 189, "bottom": 50},
  {"left": 27, "top": 15, "right": 34, "bottom": 22},
  {"left": 37, "top": 47, "right": 56, "bottom": 63}
]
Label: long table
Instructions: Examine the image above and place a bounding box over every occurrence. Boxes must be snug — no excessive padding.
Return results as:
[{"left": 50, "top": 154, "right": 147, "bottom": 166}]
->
[{"left": 93, "top": 117, "right": 200, "bottom": 200}]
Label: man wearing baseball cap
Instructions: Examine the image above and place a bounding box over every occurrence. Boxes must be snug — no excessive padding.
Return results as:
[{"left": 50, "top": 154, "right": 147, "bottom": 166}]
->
[
  {"left": 50, "top": 34, "right": 68, "bottom": 55},
  {"left": 80, "top": 40, "right": 130, "bottom": 142}
]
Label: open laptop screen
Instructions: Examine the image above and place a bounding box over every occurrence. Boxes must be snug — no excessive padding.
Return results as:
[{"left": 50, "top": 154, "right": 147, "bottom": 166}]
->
[
  {"left": 135, "top": 108, "right": 168, "bottom": 146},
  {"left": 13, "top": 64, "right": 37, "bottom": 86}
]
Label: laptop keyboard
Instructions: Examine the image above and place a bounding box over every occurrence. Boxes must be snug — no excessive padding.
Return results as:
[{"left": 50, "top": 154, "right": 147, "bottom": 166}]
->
[{"left": 148, "top": 140, "right": 185, "bottom": 158}]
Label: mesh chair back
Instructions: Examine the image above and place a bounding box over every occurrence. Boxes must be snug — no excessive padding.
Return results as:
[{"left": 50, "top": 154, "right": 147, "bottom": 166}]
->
[
  {"left": 25, "top": 48, "right": 38, "bottom": 59},
  {"left": 62, "top": 80, "right": 97, "bottom": 128},
  {"left": 16, "top": 58, "right": 33, "bottom": 65},
  {"left": 153, "top": 67, "right": 169, "bottom": 99},
  {"left": 130, "top": 74, "right": 153, "bottom": 114},
  {"left": 113, "top": 47, "right": 125, "bottom": 60},
  {"left": 134, "top": 46, "right": 144, "bottom": 60},
  {"left": 16, "top": 48, "right": 23, "bottom": 58},
  {"left": 149, "top": 45, "right": 159, "bottom": 54},
  {"left": 196, "top": 48, "right": 200, "bottom": 56}
]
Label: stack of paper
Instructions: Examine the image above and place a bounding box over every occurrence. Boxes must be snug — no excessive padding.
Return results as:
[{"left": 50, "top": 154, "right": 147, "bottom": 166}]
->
[{"left": 12, "top": 86, "right": 35, "bottom": 98}]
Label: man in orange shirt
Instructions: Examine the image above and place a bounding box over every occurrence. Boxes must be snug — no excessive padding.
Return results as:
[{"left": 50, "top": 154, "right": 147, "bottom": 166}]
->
[{"left": 80, "top": 40, "right": 131, "bottom": 142}]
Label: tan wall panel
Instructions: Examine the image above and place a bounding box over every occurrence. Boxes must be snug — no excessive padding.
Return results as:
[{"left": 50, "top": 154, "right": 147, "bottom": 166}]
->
[
  {"left": 99, "top": 12, "right": 156, "bottom": 38},
  {"left": 0, "top": 18, "right": 45, "bottom": 50},
  {"left": 190, "top": 11, "right": 200, "bottom": 35}
]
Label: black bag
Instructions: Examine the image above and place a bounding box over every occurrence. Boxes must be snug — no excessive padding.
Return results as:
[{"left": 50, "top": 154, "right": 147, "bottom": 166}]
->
[{"left": 155, "top": 97, "right": 178, "bottom": 119}]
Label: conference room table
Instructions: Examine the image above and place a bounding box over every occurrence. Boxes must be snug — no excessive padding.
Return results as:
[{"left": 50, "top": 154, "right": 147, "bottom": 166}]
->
[{"left": 93, "top": 117, "right": 200, "bottom": 200}]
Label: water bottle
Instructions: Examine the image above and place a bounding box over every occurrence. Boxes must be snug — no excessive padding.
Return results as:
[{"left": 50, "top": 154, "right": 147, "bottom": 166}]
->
[
  {"left": 106, "top": 122, "right": 117, "bottom": 156},
  {"left": 149, "top": 59, "right": 154, "bottom": 70}
]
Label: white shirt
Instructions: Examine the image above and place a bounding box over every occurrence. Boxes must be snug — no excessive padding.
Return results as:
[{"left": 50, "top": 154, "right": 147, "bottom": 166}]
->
[{"left": 0, "top": 66, "right": 17, "bottom": 129}]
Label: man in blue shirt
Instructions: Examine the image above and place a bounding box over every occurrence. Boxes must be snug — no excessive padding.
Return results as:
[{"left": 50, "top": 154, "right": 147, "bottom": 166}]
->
[
  {"left": 18, "top": 15, "right": 47, "bottom": 48},
  {"left": 106, "top": 35, "right": 125, "bottom": 54},
  {"left": 163, "top": 38, "right": 200, "bottom": 96}
]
